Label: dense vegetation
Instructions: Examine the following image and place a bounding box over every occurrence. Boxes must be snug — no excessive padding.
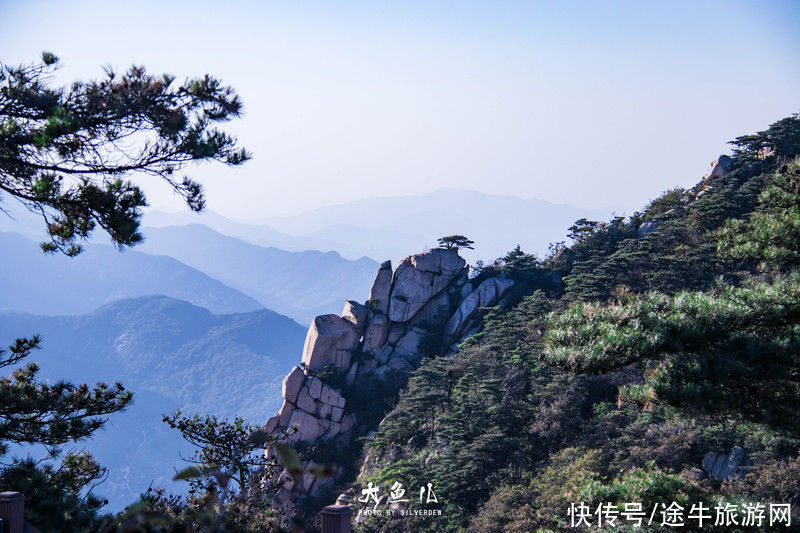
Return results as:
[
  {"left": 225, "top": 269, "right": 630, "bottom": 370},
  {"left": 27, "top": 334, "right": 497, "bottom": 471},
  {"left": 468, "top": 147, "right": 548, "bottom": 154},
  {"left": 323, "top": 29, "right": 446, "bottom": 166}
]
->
[{"left": 354, "top": 114, "right": 800, "bottom": 532}]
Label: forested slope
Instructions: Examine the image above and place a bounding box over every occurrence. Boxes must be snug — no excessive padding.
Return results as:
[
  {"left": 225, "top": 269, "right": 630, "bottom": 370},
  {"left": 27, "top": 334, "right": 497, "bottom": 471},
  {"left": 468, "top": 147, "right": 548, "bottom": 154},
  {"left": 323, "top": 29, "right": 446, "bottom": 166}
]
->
[{"left": 352, "top": 114, "right": 800, "bottom": 532}]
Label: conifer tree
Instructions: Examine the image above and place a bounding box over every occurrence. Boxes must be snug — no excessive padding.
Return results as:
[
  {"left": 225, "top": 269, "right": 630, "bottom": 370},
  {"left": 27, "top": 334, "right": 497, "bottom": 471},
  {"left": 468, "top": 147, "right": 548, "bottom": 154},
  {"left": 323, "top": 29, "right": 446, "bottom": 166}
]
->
[
  {"left": 544, "top": 157, "right": 800, "bottom": 435},
  {"left": 437, "top": 235, "right": 474, "bottom": 250},
  {"left": 1, "top": 52, "right": 249, "bottom": 256},
  {"left": 0, "top": 52, "right": 250, "bottom": 525}
]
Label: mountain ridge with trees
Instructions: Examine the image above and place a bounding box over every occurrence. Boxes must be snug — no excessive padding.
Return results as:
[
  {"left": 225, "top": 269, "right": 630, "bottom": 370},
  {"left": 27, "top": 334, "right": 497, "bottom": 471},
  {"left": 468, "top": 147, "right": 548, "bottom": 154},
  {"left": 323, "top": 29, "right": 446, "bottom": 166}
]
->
[
  {"left": 344, "top": 112, "right": 800, "bottom": 532},
  {"left": 3, "top": 51, "right": 800, "bottom": 531}
]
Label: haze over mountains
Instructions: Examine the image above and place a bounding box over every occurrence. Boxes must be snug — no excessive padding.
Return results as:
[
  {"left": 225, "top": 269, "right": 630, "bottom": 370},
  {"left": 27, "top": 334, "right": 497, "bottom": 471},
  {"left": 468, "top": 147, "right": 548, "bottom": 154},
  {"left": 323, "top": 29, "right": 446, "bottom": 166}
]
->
[
  {"left": 1, "top": 188, "right": 606, "bottom": 323},
  {"left": 0, "top": 232, "right": 263, "bottom": 316},
  {"left": 146, "top": 188, "right": 609, "bottom": 263},
  {"left": 0, "top": 209, "right": 378, "bottom": 324},
  {"left": 0, "top": 296, "right": 306, "bottom": 511},
  {"left": 263, "top": 188, "right": 610, "bottom": 261},
  {"left": 0, "top": 187, "right": 605, "bottom": 512},
  {"left": 137, "top": 225, "right": 378, "bottom": 324}
]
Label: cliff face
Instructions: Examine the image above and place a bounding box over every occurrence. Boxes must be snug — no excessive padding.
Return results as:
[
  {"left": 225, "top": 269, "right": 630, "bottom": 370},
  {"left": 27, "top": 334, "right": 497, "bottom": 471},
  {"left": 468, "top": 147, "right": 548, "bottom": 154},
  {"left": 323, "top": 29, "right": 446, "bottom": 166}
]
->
[{"left": 263, "top": 247, "right": 514, "bottom": 516}]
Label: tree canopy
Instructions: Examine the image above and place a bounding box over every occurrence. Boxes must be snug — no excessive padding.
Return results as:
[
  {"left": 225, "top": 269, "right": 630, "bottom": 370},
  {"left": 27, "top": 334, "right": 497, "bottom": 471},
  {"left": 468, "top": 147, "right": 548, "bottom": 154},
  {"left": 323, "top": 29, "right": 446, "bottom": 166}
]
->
[
  {"left": 437, "top": 235, "right": 474, "bottom": 250},
  {"left": 0, "top": 336, "right": 132, "bottom": 449},
  {"left": 544, "top": 157, "right": 800, "bottom": 435},
  {"left": 0, "top": 52, "right": 250, "bottom": 255}
]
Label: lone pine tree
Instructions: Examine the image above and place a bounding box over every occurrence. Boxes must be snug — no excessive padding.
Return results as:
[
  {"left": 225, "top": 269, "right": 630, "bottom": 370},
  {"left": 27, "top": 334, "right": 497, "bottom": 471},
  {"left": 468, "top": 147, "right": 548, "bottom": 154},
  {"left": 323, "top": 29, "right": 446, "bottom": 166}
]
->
[{"left": 437, "top": 235, "right": 475, "bottom": 250}]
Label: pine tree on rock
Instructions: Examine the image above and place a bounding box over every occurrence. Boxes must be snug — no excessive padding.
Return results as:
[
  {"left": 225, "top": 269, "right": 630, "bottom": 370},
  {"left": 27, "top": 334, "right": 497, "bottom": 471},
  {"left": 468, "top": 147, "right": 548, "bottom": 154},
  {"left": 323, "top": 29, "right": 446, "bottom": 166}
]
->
[{"left": 437, "top": 235, "right": 475, "bottom": 250}]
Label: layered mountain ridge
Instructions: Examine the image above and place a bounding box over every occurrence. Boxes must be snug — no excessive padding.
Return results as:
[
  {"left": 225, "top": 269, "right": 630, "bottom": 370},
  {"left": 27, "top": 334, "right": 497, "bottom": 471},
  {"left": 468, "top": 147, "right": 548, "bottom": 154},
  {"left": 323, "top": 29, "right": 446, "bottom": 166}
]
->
[{"left": 0, "top": 296, "right": 307, "bottom": 511}]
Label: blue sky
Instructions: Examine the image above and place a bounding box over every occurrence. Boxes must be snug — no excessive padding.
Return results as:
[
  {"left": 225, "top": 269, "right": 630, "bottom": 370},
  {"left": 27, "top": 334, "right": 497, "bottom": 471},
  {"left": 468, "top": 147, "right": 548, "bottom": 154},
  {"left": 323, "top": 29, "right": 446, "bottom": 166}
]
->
[{"left": 1, "top": 0, "right": 799, "bottom": 218}]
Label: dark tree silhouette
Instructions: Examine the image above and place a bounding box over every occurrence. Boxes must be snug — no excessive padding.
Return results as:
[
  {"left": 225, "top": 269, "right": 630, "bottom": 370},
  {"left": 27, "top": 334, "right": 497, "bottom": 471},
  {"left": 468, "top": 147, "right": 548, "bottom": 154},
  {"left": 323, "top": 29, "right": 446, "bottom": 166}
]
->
[
  {"left": 437, "top": 235, "right": 474, "bottom": 250},
  {"left": 0, "top": 51, "right": 250, "bottom": 256}
]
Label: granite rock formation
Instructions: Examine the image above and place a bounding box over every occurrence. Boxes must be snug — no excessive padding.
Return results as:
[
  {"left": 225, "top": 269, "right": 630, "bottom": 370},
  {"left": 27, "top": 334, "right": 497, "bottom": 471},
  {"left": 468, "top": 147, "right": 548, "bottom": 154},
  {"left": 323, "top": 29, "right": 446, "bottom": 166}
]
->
[{"left": 262, "top": 247, "right": 515, "bottom": 515}]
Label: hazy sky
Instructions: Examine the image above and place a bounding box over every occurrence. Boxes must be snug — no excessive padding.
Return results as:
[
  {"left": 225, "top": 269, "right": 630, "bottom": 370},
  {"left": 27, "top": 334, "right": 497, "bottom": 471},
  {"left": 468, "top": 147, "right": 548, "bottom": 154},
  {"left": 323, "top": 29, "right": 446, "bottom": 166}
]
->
[{"left": 2, "top": 0, "right": 799, "bottom": 219}]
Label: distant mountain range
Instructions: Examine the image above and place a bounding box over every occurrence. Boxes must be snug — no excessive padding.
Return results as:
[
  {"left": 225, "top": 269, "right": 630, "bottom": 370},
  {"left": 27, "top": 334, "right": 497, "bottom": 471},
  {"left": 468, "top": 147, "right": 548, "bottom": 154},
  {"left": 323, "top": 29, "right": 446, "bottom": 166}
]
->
[
  {"left": 0, "top": 187, "right": 609, "bottom": 512},
  {"left": 262, "top": 188, "right": 609, "bottom": 262},
  {"left": 1, "top": 189, "right": 606, "bottom": 321},
  {"left": 141, "top": 208, "right": 347, "bottom": 255},
  {"left": 0, "top": 296, "right": 307, "bottom": 511},
  {"left": 0, "top": 232, "right": 263, "bottom": 315},
  {"left": 0, "top": 208, "right": 379, "bottom": 324},
  {"left": 137, "top": 225, "right": 378, "bottom": 324},
  {"left": 145, "top": 188, "right": 609, "bottom": 263}
]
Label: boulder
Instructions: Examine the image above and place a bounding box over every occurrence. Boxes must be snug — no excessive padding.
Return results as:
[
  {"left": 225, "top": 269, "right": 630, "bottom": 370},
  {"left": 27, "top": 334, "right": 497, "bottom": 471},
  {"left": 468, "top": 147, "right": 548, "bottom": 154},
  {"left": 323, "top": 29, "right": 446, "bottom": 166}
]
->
[
  {"left": 302, "top": 462, "right": 319, "bottom": 491},
  {"left": 262, "top": 247, "right": 474, "bottom": 508},
  {"left": 368, "top": 260, "right": 393, "bottom": 315},
  {"left": 354, "top": 357, "right": 378, "bottom": 385},
  {"left": 362, "top": 314, "right": 389, "bottom": 354},
  {"left": 387, "top": 265, "right": 433, "bottom": 323},
  {"left": 705, "top": 155, "right": 732, "bottom": 180},
  {"left": 408, "top": 288, "right": 452, "bottom": 330},
  {"left": 296, "top": 385, "right": 317, "bottom": 414},
  {"left": 346, "top": 362, "right": 359, "bottom": 385},
  {"left": 340, "top": 413, "right": 357, "bottom": 433},
  {"left": 387, "top": 323, "right": 406, "bottom": 345},
  {"left": 638, "top": 220, "right": 657, "bottom": 237},
  {"left": 302, "top": 314, "right": 360, "bottom": 372},
  {"left": 358, "top": 357, "right": 378, "bottom": 376},
  {"left": 320, "top": 383, "right": 345, "bottom": 408},
  {"left": 281, "top": 472, "right": 296, "bottom": 491},
  {"left": 274, "top": 487, "right": 292, "bottom": 507},
  {"left": 702, "top": 447, "right": 746, "bottom": 480},
  {"left": 288, "top": 409, "right": 327, "bottom": 442},
  {"left": 459, "top": 280, "right": 473, "bottom": 303},
  {"left": 375, "top": 344, "right": 393, "bottom": 365},
  {"left": 318, "top": 403, "right": 332, "bottom": 420},
  {"left": 265, "top": 400, "right": 295, "bottom": 433},
  {"left": 445, "top": 276, "right": 514, "bottom": 339},
  {"left": 374, "top": 355, "right": 413, "bottom": 382},
  {"left": 393, "top": 326, "right": 427, "bottom": 362},
  {"left": 489, "top": 277, "right": 514, "bottom": 305},
  {"left": 341, "top": 300, "right": 370, "bottom": 336},
  {"left": 282, "top": 366, "right": 306, "bottom": 404},
  {"left": 264, "top": 414, "right": 280, "bottom": 434},
  {"left": 388, "top": 249, "right": 466, "bottom": 322},
  {"left": 277, "top": 400, "right": 294, "bottom": 426},
  {"left": 307, "top": 376, "right": 323, "bottom": 399},
  {"left": 325, "top": 421, "right": 343, "bottom": 439},
  {"left": 410, "top": 247, "right": 465, "bottom": 275}
]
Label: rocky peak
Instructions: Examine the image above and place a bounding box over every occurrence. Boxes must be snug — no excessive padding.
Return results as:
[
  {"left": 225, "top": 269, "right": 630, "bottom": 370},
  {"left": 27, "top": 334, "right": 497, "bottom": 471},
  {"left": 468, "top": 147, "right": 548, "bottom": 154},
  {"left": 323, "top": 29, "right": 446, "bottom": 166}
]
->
[
  {"left": 705, "top": 154, "right": 732, "bottom": 180},
  {"left": 367, "top": 260, "right": 392, "bottom": 315},
  {"left": 388, "top": 248, "right": 466, "bottom": 322},
  {"left": 263, "top": 246, "right": 514, "bottom": 518}
]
